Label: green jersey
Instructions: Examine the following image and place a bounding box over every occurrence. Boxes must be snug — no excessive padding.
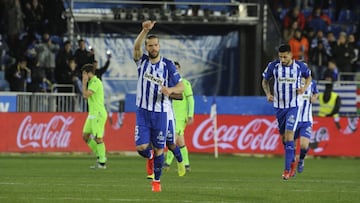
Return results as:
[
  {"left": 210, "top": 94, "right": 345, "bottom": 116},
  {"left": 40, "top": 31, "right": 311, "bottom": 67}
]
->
[
  {"left": 87, "top": 76, "right": 106, "bottom": 116},
  {"left": 173, "top": 78, "right": 194, "bottom": 121}
]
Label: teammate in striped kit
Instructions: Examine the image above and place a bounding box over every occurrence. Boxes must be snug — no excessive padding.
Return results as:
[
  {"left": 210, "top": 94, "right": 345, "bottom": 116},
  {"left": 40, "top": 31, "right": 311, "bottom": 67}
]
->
[
  {"left": 164, "top": 61, "right": 194, "bottom": 172},
  {"left": 133, "top": 20, "right": 184, "bottom": 192},
  {"left": 262, "top": 44, "right": 312, "bottom": 180},
  {"left": 292, "top": 78, "right": 318, "bottom": 175}
]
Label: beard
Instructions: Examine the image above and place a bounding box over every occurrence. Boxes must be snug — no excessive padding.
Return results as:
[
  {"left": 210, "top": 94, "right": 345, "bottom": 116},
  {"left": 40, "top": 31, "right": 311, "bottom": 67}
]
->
[
  {"left": 149, "top": 51, "right": 159, "bottom": 59},
  {"left": 282, "top": 60, "right": 291, "bottom": 66}
]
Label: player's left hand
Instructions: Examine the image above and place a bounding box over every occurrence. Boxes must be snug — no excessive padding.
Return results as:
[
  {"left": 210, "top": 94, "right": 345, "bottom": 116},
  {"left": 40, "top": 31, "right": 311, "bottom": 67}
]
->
[
  {"left": 297, "top": 87, "right": 305, "bottom": 95},
  {"left": 160, "top": 85, "right": 172, "bottom": 96},
  {"left": 82, "top": 72, "right": 89, "bottom": 83},
  {"left": 187, "top": 117, "right": 194, "bottom": 125}
]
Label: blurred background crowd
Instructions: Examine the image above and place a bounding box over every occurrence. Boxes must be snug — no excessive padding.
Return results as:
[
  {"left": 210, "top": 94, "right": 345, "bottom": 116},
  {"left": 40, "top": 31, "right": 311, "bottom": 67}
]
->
[{"left": 0, "top": 0, "right": 359, "bottom": 93}]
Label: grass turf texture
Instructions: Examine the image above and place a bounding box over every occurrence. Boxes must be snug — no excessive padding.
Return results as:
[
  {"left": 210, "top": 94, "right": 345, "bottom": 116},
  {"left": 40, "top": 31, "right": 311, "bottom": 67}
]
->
[{"left": 0, "top": 154, "right": 359, "bottom": 203}]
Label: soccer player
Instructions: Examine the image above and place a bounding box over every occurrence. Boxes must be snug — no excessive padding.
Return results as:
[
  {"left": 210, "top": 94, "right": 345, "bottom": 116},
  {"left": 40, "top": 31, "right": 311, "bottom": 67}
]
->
[
  {"left": 81, "top": 64, "right": 108, "bottom": 169},
  {"left": 292, "top": 78, "right": 318, "bottom": 176},
  {"left": 164, "top": 61, "right": 194, "bottom": 172},
  {"left": 133, "top": 20, "right": 184, "bottom": 192},
  {"left": 262, "top": 44, "right": 311, "bottom": 180}
]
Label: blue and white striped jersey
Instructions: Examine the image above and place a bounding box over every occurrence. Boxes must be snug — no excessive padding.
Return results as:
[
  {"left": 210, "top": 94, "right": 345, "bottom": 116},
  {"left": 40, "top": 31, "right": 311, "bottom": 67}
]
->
[
  {"left": 135, "top": 54, "right": 181, "bottom": 112},
  {"left": 298, "top": 80, "right": 319, "bottom": 122},
  {"left": 262, "top": 59, "right": 311, "bottom": 109}
]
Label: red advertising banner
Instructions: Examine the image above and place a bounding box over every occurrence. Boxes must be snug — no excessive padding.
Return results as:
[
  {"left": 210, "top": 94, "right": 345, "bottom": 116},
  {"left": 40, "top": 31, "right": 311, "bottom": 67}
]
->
[
  {"left": 184, "top": 115, "right": 360, "bottom": 157},
  {"left": 0, "top": 112, "right": 135, "bottom": 152},
  {"left": 1, "top": 113, "right": 359, "bottom": 156}
]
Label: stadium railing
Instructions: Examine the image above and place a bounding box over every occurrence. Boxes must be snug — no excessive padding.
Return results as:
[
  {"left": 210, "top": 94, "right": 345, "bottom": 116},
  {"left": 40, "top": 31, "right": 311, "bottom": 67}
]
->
[
  {"left": 14, "top": 92, "right": 87, "bottom": 112},
  {"left": 66, "top": 0, "right": 260, "bottom": 24},
  {"left": 313, "top": 79, "right": 360, "bottom": 116},
  {"left": 337, "top": 72, "right": 360, "bottom": 82}
]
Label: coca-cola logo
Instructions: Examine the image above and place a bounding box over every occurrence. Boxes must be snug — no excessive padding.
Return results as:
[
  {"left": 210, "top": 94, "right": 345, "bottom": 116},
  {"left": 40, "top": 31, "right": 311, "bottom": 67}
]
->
[
  {"left": 193, "top": 118, "right": 279, "bottom": 151},
  {"left": 17, "top": 115, "right": 74, "bottom": 149}
]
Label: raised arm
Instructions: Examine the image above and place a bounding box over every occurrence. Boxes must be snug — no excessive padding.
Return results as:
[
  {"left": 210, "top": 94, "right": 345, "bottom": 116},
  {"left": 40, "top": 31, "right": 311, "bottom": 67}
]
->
[{"left": 133, "top": 20, "right": 156, "bottom": 61}]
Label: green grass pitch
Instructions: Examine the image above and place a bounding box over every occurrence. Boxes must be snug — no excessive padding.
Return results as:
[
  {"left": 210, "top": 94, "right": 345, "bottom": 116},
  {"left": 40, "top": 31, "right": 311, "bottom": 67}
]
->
[{"left": 0, "top": 153, "right": 359, "bottom": 203}]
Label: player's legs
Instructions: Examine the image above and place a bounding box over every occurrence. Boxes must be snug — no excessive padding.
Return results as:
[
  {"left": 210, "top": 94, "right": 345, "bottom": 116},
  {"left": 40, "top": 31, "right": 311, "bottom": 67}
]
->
[
  {"left": 149, "top": 111, "right": 167, "bottom": 191},
  {"left": 136, "top": 109, "right": 154, "bottom": 178},
  {"left": 135, "top": 126, "right": 152, "bottom": 159},
  {"left": 276, "top": 107, "right": 299, "bottom": 180},
  {"left": 92, "top": 114, "right": 107, "bottom": 166},
  {"left": 166, "top": 144, "right": 183, "bottom": 163},
  {"left": 164, "top": 118, "right": 186, "bottom": 176},
  {"left": 298, "top": 136, "right": 309, "bottom": 172},
  {"left": 289, "top": 123, "right": 302, "bottom": 177},
  {"left": 135, "top": 109, "right": 152, "bottom": 159},
  {"left": 176, "top": 130, "right": 190, "bottom": 171},
  {"left": 164, "top": 118, "right": 182, "bottom": 167},
  {"left": 298, "top": 122, "right": 311, "bottom": 173},
  {"left": 83, "top": 118, "right": 98, "bottom": 159}
]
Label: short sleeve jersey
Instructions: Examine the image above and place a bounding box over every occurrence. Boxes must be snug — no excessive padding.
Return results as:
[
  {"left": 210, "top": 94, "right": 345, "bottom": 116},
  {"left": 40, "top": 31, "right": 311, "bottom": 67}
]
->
[
  {"left": 262, "top": 59, "right": 311, "bottom": 109},
  {"left": 173, "top": 78, "right": 194, "bottom": 120},
  {"left": 299, "top": 79, "right": 319, "bottom": 122},
  {"left": 135, "top": 54, "right": 182, "bottom": 112},
  {"left": 87, "top": 76, "right": 106, "bottom": 115}
]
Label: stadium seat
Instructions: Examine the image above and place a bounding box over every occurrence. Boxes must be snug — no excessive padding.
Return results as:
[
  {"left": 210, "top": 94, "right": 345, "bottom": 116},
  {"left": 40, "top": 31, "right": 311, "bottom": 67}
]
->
[
  {"left": 337, "top": 9, "right": 356, "bottom": 23},
  {"left": 328, "top": 24, "right": 343, "bottom": 38}
]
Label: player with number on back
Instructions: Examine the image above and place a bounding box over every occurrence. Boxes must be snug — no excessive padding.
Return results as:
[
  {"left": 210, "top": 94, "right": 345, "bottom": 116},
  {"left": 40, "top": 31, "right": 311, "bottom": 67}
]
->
[{"left": 292, "top": 77, "right": 318, "bottom": 176}]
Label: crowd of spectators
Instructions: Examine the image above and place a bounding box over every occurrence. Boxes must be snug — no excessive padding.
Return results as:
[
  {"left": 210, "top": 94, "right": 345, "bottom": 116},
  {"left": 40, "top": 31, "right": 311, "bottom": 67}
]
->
[
  {"left": 0, "top": 0, "right": 68, "bottom": 91},
  {"left": 1, "top": 0, "right": 359, "bottom": 93},
  {"left": 271, "top": 0, "right": 360, "bottom": 81},
  {"left": 0, "top": 0, "right": 113, "bottom": 93}
]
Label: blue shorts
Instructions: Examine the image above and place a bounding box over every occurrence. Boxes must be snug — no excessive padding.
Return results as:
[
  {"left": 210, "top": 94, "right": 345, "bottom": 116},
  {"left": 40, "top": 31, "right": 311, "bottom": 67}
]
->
[
  {"left": 135, "top": 108, "right": 167, "bottom": 149},
  {"left": 275, "top": 107, "right": 299, "bottom": 135},
  {"left": 294, "top": 121, "right": 312, "bottom": 140},
  {"left": 166, "top": 118, "right": 175, "bottom": 145},
  {"left": 166, "top": 109, "right": 176, "bottom": 145}
]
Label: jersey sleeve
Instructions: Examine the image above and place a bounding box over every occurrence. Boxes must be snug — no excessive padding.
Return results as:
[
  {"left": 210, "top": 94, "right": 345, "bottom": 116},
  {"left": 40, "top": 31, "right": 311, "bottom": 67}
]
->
[
  {"left": 184, "top": 79, "right": 195, "bottom": 117},
  {"left": 300, "top": 62, "right": 311, "bottom": 78},
  {"left": 134, "top": 54, "right": 147, "bottom": 68},
  {"left": 262, "top": 62, "right": 274, "bottom": 80},
  {"left": 312, "top": 80, "right": 319, "bottom": 94},
  {"left": 167, "top": 61, "right": 181, "bottom": 87}
]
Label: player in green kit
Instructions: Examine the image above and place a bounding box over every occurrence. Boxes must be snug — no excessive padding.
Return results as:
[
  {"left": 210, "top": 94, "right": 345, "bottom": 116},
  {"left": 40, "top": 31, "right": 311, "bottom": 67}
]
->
[
  {"left": 164, "top": 61, "right": 194, "bottom": 172},
  {"left": 81, "top": 64, "right": 108, "bottom": 169}
]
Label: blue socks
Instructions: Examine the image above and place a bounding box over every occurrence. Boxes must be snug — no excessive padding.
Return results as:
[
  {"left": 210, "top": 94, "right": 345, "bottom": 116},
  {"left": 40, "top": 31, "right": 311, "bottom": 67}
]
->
[
  {"left": 137, "top": 148, "right": 151, "bottom": 159},
  {"left": 285, "top": 141, "right": 295, "bottom": 171},
  {"left": 154, "top": 154, "right": 164, "bottom": 181},
  {"left": 169, "top": 145, "right": 183, "bottom": 163},
  {"left": 299, "top": 148, "right": 309, "bottom": 161}
]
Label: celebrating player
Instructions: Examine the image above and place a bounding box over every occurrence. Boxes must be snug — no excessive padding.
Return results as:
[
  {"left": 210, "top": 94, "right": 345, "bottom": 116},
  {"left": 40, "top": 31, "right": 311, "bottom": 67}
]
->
[{"left": 133, "top": 20, "right": 184, "bottom": 192}]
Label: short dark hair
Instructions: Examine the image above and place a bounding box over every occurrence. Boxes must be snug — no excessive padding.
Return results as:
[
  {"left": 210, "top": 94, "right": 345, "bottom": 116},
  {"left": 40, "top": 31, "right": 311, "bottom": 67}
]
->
[
  {"left": 278, "top": 44, "right": 291, "bottom": 53},
  {"left": 147, "top": 35, "right": 158, "bottom": 40},
  {"left": 78, "top": 39, "right": 85, "bottom": 44},
  {"left": 145, "top": 35, "right": 159, "bottom": 45},
  {"left": 64, "top": 40, "right": 71, "bottom": 45},
  {"left": 18, "top": 56, "right": 27, "bottom": 63},
  {"left": 174, "top": 61, "right": 180, "bottom": 67},
  {"left": 81, "top": 64, "right": 95, "bottom": 73}
]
